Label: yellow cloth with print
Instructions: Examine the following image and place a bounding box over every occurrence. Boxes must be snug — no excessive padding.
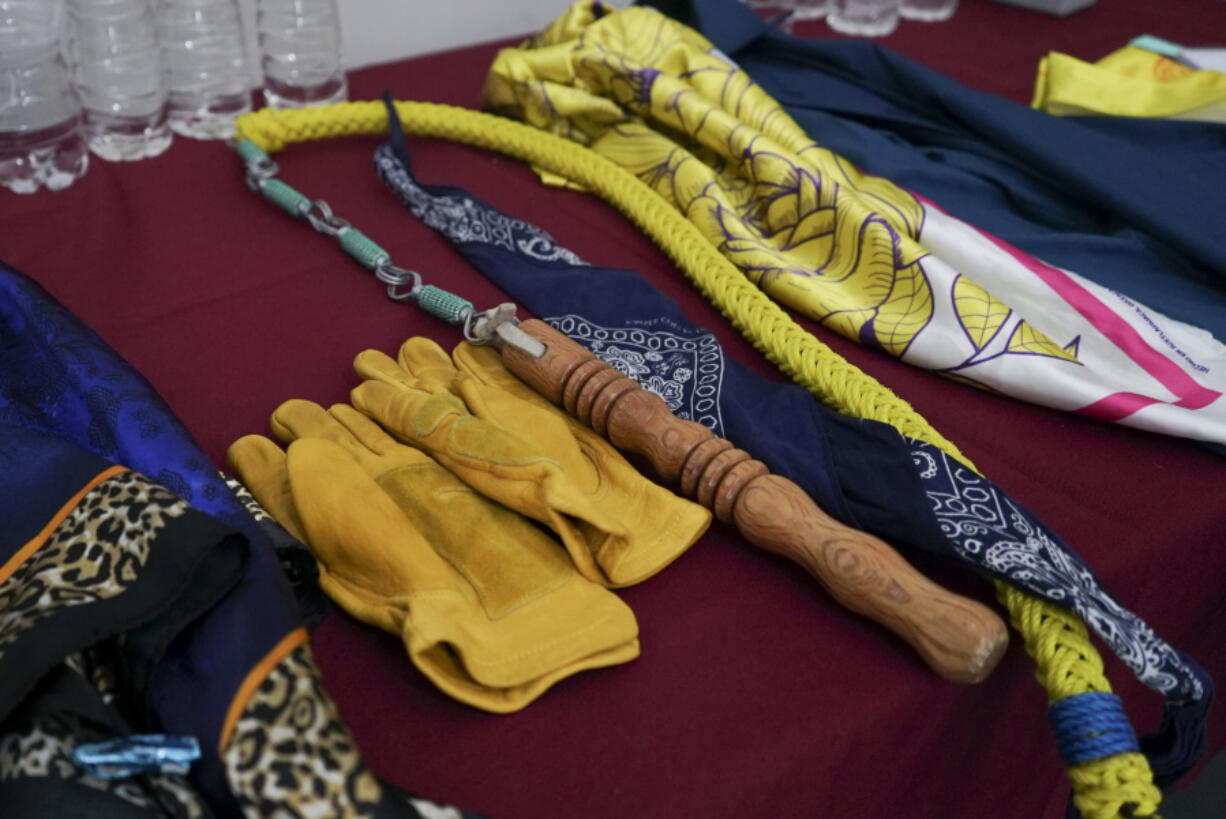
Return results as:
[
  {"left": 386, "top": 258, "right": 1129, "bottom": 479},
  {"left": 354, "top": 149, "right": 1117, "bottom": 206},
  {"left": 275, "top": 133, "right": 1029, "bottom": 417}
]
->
[
  {"left": 227, "top": 401, "right": 640, "bottom": 713},
  {"left": 483, "top": 2, "right": 937, "bottom": 359},
  {"left": 351, "top": 337, "right": 710, "bottom": 588},
  {"left": 1032, "top": 45, "right": 1226, "bottom": 122}
]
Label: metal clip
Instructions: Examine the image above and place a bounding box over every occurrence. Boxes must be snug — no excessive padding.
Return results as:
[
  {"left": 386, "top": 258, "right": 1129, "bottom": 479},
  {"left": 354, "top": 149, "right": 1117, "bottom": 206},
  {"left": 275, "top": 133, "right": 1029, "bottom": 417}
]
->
[
  {"left": 375, "top": 259, "right": 422, "bottom": 301},
  {"left": 242, "top": 156, "right": 278, "bottom": 193},
  {"left": 465, "top": 303, "right": 545, "bottom": 358},
  {"left": 302, "top": 200, "right": 351, "bottom": 237},
  {"left": 495, "top": 321, "right": 547, "bottom": 358},
  {"left": 74, "top": 734, "right": 202, "bottom": 779}
]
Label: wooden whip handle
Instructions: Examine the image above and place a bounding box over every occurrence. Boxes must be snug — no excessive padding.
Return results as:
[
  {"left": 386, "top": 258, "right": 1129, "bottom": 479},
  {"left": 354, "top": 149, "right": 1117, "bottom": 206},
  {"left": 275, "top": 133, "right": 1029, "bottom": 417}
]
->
[{"left": 502, "top": 320, "right": 1008, "bottom": 684}]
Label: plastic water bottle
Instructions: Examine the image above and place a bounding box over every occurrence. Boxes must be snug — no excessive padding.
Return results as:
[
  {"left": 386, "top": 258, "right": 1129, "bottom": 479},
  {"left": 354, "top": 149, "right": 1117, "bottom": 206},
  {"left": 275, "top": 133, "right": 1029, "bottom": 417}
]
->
[
  {"left": 256, "top": 0, "right": 347, "bottom": 108},
  {"left": 899, "top": 0, "right": 956, "bottom": 22},
  {"left": 156, "top": 0, "right": 252, "bottom": 139},
  {"left": 65, "top": 0, "right": 172, "bottom": 161},
  {"left": 790, "top": 0, "right": 834, "bottom": 20},
  {"left": 827, "top": 0, "right": 900, "bottom": 36},
  {"left": 0, "top": 0, "right": 90, "bottom": 193}
]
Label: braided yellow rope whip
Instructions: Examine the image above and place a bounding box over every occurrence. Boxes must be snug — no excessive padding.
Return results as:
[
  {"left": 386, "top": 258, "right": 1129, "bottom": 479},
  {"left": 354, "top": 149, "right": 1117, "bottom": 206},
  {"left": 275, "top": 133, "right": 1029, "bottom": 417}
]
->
[{"left": 235, "top": 100, "right": 1162, "bottom": 819}]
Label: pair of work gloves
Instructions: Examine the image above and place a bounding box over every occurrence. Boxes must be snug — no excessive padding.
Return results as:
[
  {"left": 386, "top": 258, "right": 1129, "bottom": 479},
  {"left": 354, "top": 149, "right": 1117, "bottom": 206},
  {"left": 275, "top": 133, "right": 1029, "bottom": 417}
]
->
[{"left": 228, "top": 337, "right": 710, "bottom": 712}]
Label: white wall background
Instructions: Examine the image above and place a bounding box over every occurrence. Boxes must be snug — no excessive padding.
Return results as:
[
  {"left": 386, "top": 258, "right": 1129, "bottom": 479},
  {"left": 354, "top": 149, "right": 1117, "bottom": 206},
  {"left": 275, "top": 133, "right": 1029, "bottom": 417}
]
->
[
  {"left": 336, "top": 0, "right": 578, "bottom": 67},
  {"left": 237, "top": 0, "right": 586, "bottom": 74}
]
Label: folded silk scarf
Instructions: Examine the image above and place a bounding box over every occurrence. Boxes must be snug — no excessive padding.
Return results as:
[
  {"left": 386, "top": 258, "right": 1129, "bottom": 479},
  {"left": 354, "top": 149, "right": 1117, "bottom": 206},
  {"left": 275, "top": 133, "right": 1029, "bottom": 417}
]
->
[
  {"left": 372, "top": 106, "right": 1212, "bottom": 789},
  {"left": 481, "top": 1, "right": 1226, "bottom": 450},
  {"left": 651, "top": 0, "right": 1226, "bottom": 348},
  {"left": 1033, "top": 41, "right": 1226, "bottom": 123},
  {"left": 0, "top": 261, "right": 480, "bottom": 819}
]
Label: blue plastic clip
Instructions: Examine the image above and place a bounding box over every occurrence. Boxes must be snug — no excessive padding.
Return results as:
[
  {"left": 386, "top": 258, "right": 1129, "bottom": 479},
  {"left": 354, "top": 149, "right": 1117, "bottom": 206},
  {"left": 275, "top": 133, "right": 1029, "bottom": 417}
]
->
[
  {"left": 1130, "top": 35, "right": 1184, "bottom": 59},
  {"left": 73, "top": 734, "right": 202, "bottom": 779}
]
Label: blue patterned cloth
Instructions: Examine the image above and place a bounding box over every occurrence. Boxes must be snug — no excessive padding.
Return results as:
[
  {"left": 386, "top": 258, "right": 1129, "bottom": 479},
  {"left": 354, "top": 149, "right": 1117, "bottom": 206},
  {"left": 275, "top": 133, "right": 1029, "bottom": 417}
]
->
[
  {"left": 372, "top": 108, "right": 1211, "bottom": 787},
  {"left": 0, "top": 262, "right": 302, "bottom": 806}
]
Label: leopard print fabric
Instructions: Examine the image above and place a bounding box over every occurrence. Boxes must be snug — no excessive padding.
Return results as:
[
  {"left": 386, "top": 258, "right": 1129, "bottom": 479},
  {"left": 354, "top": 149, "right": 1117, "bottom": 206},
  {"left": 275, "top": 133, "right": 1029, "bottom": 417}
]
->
[
  {"left": 223, "top": 641, "right": 383, "bottom": 818},
  {"left": 0, "top": 471, "right": 185, "bottom": 664},
  {"left": 408, "top": 799, "right": 468, "bottom": 819},
  {"left": 0, "top": 715, "right": 208, "bottom": 817},
  {"left": 63, "top": 646, "right": 121, "bottom": 706}
]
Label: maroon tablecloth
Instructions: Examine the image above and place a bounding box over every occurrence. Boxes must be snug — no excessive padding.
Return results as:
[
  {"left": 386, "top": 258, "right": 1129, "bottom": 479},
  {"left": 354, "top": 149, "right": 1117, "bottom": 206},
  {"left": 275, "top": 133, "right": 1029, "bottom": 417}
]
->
[{"left": 3, "top": 2, "right": 1224, "bottom": 817}]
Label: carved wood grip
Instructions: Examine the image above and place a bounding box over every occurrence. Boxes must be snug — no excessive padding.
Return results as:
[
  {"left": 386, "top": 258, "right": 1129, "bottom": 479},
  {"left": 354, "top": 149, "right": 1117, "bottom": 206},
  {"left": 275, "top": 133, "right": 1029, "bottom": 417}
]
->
[{"left": 502, "top": 319, "right": 1008, "bottom": 684}]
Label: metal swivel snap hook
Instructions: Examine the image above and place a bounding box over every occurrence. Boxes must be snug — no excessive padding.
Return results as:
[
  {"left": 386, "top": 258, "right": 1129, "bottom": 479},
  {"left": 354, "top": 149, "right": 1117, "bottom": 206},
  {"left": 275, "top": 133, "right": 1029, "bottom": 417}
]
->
[{"left": 466, "top": 303, "right": 546, "bottom": 358}]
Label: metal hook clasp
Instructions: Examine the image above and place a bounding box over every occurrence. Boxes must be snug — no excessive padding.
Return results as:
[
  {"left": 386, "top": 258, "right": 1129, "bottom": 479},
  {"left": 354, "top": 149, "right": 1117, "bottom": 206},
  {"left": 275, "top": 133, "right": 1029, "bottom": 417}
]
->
[
  {"left": 375, "top": 259, "right": 422, "bottom": 301},
  {"left": 239, "top": 148, "right": 278, "bottom": 192},
  {"left": 303, "top": 200, "right": 351, "bottom": 237},
  {"left": 464, "top": 303, "right": 546, "bottom": 358}
]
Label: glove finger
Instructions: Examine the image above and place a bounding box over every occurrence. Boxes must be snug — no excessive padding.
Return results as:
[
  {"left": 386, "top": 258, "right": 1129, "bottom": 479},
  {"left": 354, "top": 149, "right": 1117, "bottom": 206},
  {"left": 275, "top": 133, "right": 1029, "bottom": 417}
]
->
[
  {"left": 328, "top": 402, "right": 430, "bottom": 464},
  {"left": 356, "top": 378, "right": 559, "bottom": 495},
  {"left": 285, "top": 438, "right": 459, "bottom": 596},
  {"left": 451, "top": 341, "right": 532, "bottom": 396},
  {"left": 449, "top": 342, "right": 599, "bottom": 491},
  {"left": 398, "top": 336, "right": 460, "bottom": 385},
  {"left": 353, "top": 349, "right": 418, "bottom": 391},
  {"left": 351, "top": 379, "right": 462, "bottom": 439},
  {"left": 453, "top": 343, "right": 710, "bottom": 586},
  {"left": 271, "top": 399, "right": 349, "bottom": 443},
  {"left": 358, "top": 375, "right": 635, "bottom": 585},
  {"left": 226, "top": 434, "right": 309, "bottom": 543},
  {"left": 270, "top": 399, "right": 382, "bottom": 471}
]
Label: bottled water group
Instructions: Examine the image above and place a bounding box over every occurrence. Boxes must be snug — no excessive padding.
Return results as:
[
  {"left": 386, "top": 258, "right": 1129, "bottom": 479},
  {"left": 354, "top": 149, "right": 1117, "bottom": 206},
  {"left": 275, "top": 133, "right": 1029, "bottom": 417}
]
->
[
  {"left": 741, "top": 0, "right": 958, "bottom": 39},
  {"left": 66, "top": 0, "right": 172, "bottom": 160},
  {"left": 1, "top": 0, "right": 348, "bottom": 193},
  {"left": 0, "top": 1, "right": 89, "bottom": 192},
  {"left": 157, "top": 0, "right": 252, "bottom": 139},
  {"left": 258, "top": 0, "right": 347, "bottom": 108}
]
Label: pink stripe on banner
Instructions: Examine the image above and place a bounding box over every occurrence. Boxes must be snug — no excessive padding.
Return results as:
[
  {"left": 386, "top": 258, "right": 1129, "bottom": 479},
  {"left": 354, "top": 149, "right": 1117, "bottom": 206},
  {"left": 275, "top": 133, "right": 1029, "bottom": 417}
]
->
[
  {"left": 1078, "top": 392, "right": 1162, "bottom": 423},
  {"left": 914, "top": 193, "right": 1220, "bottom": 416}
]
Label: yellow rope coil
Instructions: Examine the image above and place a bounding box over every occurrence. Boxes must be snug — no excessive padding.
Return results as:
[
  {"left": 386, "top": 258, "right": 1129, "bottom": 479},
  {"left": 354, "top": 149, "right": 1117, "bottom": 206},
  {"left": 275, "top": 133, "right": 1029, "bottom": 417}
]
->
[{"left": 235, "top": 101, "right": 1162, "bottom": 818}]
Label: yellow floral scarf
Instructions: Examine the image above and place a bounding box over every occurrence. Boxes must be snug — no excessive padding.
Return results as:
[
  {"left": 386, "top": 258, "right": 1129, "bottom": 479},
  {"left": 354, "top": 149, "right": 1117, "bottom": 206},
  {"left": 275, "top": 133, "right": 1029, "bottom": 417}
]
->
[
  {"left": 483, "top": 2, "right": 1226, "bottom": 447},
  {"left": 485, "top": 2, "right": 932, "bottom": 357}
]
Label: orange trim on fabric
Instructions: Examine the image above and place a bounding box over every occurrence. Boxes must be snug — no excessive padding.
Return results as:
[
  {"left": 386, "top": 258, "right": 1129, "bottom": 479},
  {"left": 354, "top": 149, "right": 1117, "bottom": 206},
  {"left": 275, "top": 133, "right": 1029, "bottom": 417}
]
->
[
  {"left": 218, "top": 626, "right": 310, "bottom": 752},
  {"left": 0, "top": 464, "right": 129, "bottom": 587}
]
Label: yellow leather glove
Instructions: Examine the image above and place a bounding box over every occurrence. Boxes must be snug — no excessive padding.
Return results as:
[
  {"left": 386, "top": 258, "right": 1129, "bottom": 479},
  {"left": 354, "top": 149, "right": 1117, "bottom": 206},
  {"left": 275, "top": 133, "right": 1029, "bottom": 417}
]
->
[
  {"left": 225, "top": 432, "right": 309, "bottom": 543},
  {"left": 351, "top": 337, "right": 711, "bottom": 587},
  {"left": 227, "top": 400, "right": 640, "bottom": 713}
]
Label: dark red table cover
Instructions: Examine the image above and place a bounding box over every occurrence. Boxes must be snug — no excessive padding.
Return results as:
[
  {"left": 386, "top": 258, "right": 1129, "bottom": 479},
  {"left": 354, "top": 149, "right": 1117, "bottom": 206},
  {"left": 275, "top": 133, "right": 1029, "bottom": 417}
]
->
[{"left": 2, "top": 2, "right": 1223, "bottom": 816}]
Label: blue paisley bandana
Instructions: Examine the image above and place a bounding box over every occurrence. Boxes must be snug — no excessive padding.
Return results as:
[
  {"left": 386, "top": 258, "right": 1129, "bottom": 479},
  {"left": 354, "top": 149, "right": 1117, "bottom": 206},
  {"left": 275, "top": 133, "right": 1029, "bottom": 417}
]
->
[{"left": 372, "top": 109, "right": 1211, "bottom": 787}]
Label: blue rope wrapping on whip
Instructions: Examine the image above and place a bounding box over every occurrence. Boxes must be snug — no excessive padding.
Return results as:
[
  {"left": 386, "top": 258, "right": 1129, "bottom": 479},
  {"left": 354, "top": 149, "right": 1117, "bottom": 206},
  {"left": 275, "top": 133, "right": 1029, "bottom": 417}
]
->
[{"left": 1049, "top": 692, "right": 1141, "bottom": 766}]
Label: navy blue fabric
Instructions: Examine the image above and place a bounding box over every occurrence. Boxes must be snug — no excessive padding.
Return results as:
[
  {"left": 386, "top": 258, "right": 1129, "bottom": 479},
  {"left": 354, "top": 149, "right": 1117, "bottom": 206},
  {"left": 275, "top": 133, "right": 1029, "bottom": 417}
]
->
[
  {"left": 0, "top": 429, "right": 109, "bottom": 554},
  {"left": 0, "top": 261, "right": 301, "bottom": 811},
  {"left": 650, "top": 0, "right": 1226, "bottom": 342},
  {"left": 373, "top": 99, "right": 1213, "bottom": 790}
]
